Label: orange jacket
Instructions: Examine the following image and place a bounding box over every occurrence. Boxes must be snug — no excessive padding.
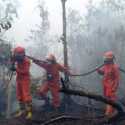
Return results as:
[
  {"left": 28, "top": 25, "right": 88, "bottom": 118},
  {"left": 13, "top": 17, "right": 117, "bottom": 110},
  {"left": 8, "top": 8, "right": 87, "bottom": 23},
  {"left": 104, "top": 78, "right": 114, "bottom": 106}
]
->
[
  {"left": 16, "top": 57, "right": 31, "bottom": 102},
  {"left": 33, "top": 59, "right": 69, "bottom": 84},
  {"left": 16, "top": 57, "right": 30, "bottom": 80},
  {"left": 98, "top": 63, "right": 120, "bottom": 98}
]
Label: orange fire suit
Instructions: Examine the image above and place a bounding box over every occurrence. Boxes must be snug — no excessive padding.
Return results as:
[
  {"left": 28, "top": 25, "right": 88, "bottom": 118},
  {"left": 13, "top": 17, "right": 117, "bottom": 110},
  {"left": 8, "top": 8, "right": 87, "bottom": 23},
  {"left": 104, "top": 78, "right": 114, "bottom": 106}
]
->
[
  {"left": 98, "top": 63, "right": 120, "bottom": 115},
  {"left": 33, "top": 60, "right": 69, "bottom": 108},
  {"left": 16, "top": 57, "right": 32, "bottom": 103}
]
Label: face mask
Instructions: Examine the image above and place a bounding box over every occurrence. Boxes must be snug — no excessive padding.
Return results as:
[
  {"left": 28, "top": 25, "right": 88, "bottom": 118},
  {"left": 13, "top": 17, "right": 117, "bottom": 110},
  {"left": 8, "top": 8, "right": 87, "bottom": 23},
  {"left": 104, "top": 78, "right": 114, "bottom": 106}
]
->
[
  {"left": 14, "top": 53, "right": 25, "bottom": 63},
  {"left": 104, "top": 58, "right": 114, "bottom": 64}
]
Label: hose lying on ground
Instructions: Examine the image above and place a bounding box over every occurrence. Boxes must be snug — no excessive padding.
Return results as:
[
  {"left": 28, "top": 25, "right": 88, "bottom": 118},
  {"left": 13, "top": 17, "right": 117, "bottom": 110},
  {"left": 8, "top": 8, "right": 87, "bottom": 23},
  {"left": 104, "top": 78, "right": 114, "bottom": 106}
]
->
[{"left": 40, "top": 115, "right": 82, "bottom": 125}]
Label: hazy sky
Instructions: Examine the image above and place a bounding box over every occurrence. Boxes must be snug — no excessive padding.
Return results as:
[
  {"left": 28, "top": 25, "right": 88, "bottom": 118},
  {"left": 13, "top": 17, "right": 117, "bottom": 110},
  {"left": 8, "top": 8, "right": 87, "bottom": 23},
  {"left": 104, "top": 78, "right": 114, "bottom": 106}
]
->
[{"left": 5, "top": 0, "right": 89, "bottom": 46}]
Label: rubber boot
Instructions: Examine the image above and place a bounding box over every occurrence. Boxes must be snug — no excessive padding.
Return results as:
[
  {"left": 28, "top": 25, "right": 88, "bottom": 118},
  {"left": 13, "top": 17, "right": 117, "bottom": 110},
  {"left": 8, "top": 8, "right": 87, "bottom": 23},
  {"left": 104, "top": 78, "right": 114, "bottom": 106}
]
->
[
  {"left": 14, "top": 102, "right": 25, "bottom": 117},
  {"left": 25, "top": 103, "right": 32, "bottom": 120}
]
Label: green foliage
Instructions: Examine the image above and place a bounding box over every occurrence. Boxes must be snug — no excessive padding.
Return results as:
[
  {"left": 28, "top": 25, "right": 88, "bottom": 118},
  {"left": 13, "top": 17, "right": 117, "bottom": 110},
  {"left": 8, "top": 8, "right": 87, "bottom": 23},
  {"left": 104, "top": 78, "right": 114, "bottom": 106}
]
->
[{"left": 67, "top": 0, "right": 125, "bottom": 95}]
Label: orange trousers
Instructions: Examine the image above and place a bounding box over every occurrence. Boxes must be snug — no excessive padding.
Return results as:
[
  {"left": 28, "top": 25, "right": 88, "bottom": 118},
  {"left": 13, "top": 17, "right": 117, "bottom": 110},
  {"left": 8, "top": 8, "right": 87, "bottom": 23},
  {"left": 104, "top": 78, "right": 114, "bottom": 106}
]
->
[
  {"left": 16, "top": 78, "right": 32, "bottom": 103},
  {"left": 104, "top": 86, "right": 116, "bottom": 116},
  {"left": 39, "top": 82, "right": 60, "bottom": 108}
]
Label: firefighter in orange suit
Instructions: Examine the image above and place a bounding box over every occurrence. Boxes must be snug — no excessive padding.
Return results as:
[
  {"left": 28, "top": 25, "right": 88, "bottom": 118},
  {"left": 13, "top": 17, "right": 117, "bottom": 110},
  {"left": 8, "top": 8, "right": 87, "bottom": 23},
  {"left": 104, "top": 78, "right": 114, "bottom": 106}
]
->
[
  {"left": 97, "top": 51, "right": 120, "bottom": 116},
  {"left": 30, "top": 54, "right": 70, "bottom": 109},
  {"left": 10, "top": 46, "right": 32, "bottom": 119}
]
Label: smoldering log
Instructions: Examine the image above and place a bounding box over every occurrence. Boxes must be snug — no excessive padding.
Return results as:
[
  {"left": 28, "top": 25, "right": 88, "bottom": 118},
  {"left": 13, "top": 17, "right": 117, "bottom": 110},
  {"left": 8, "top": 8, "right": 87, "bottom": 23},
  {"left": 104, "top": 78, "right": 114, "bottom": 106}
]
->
[{"left": 60, "top": 88, "right": 125, "bottom": 123}]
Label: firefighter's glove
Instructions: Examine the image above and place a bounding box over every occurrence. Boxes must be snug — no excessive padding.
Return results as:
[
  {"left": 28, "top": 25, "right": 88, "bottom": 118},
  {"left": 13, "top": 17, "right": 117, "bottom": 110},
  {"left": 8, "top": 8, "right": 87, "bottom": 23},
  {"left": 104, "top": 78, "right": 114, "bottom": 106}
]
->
[{"left": 97, "top": 69, "right": 104, "bottom": 75}]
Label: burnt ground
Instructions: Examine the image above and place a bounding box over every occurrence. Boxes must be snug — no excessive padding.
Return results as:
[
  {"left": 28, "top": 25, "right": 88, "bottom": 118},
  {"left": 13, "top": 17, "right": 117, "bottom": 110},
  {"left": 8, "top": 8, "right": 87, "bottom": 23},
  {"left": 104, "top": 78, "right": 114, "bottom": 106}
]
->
[
  {"left": 1, "top": 105, "right": 125, "bottom": 125},
  {"left": 1, "top": 93, "right": 125, "bottom": 125}
]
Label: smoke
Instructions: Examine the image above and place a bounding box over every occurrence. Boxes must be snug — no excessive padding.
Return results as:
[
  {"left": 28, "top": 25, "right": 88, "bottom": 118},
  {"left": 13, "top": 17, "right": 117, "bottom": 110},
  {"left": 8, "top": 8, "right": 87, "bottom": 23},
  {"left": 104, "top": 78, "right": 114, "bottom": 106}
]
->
[{"left": 66, "top": 0, "right": 125, "bottom": 100}]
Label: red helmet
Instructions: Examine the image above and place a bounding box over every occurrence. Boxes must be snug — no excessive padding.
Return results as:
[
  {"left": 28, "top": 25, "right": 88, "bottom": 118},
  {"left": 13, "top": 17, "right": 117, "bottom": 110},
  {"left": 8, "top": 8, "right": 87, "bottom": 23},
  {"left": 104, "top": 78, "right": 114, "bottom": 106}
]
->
[
  {"left": 13, "top": 47, "right": 25, "bottom": 62},
  {"left": 46, "top": 54, "right": 56, "bottom": 62},
  {"left": 14, "top": 46, "right": 25, "bottom": 54},
  {"left": 104, "top": 51, "right": 114, "bottom": 59}
]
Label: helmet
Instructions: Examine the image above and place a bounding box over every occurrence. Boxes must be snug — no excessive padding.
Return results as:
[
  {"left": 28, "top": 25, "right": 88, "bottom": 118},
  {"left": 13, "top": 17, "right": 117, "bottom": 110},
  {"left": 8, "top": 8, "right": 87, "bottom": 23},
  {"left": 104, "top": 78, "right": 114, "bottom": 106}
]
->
[
  {"left": 104, "top": 51, "right": 114, "bottom": 59},
  {"left": 13, "top": 46, "right": 25, "bottom": 63},
  {"left": 104, "top": 51, "right": 114, "bottom": 64},
  {"left": 46, "top": 54, "right": 56, "bottom": 62},
  {"left": 14, "top": 46, "right": 25, "bottom": 54}
]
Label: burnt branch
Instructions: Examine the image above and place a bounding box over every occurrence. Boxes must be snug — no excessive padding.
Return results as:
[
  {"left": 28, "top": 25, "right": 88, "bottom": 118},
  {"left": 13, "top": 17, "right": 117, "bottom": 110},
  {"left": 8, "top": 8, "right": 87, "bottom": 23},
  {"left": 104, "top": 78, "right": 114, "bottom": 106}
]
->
[{"left": 60, "top": 88, "right": 125, "bottom": 123}]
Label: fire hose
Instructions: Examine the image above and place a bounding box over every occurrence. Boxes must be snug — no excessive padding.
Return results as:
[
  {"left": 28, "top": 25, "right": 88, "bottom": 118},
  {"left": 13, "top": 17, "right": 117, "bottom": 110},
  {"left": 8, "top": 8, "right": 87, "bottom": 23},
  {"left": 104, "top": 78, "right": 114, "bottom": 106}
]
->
[
  {"left": 27, "top": 55, "right": 125, "bottom": 77},
  {"left": 33, "top": 87, "right": 125, "bottom": 125},
  {"left": 5, "top": 55, "right": 125, "bottom": 124},
  {"left": 70, "top": 65, "right": 125, "bottom": 77},
  {"left": 70, "top": 64, "right": 104, "bottom": 77},
  {"left": 40, "top": 115, "right": 82, "bottom": 125}
]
